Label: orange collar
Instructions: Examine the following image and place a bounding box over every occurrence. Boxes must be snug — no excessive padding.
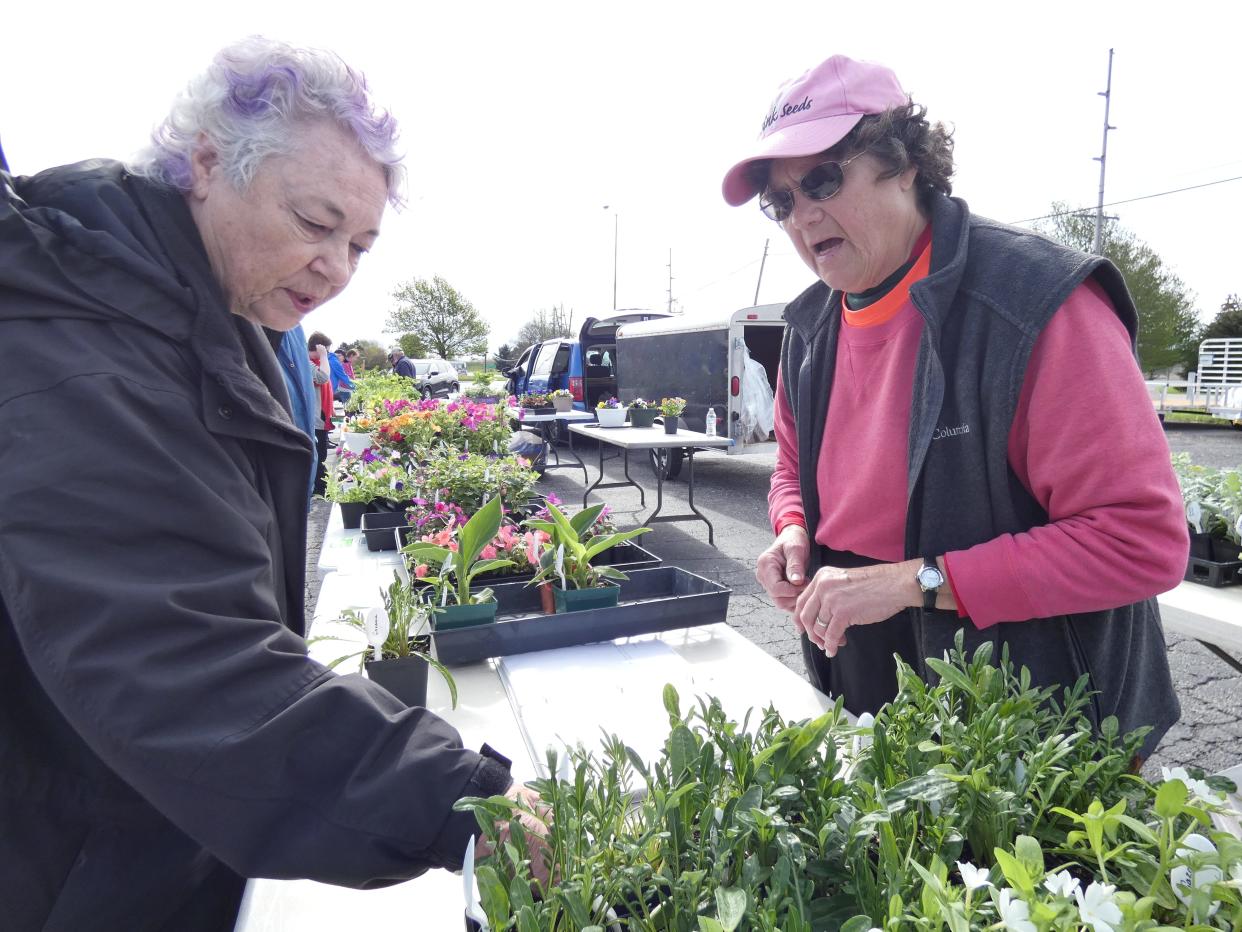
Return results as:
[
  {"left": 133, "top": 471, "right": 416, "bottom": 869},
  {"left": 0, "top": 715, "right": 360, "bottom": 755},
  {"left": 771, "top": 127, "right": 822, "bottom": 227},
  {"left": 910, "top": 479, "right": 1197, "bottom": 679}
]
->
[{"left": 843, "top": 242, "right": 931, "bottom": 329}]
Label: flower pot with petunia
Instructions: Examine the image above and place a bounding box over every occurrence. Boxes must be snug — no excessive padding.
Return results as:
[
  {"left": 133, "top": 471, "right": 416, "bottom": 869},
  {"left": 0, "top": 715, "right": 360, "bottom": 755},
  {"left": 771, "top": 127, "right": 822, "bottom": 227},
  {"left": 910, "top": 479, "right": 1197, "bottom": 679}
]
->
[
  {"left": 627, "top": 397, "right": 658, "bottom": 428},
  {"left": 524, "top": 502, "right": 650, "bottom": 612},
  {"left": 550, "top": 389, "right": 574, "bottom": 413},
  {"left": 659, "top": 396, "right": 686, "bottom": 434},
  {"left": 402, "top": 496, "right": 516, "bottom": 628},
  {"left": 595, "top": 396, "right": 627, "bottom": 428}
]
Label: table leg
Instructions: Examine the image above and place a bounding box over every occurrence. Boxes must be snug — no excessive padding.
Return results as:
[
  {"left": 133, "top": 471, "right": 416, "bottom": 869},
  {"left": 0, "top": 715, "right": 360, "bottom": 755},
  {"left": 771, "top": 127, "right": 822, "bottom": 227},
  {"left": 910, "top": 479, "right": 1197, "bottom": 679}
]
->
[
  {"left": 1198, "top": 639, "right": 1242, "bottom": 675},
  {"left": 639, "top": 447, "right": 718, "bottom": 547},
  {"left": 583, "top": 435, "right": 606, "bottom": 508},
  {"left": 621, "top": 448, "right": 645, "bottom": 508}
]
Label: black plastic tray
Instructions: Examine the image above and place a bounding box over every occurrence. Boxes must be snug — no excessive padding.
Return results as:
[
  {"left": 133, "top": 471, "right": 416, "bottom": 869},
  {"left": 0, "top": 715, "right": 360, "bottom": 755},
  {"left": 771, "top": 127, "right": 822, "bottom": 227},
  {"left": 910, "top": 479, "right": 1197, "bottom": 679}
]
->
[
  {"left": 432, "top": 566, "right": 730, "bottom": 665},
  {"left": 1185, "top": 556, "right": 1242, "bottom": 587},
  {"left": 360, "top": 511, "right": 407, "bottom": 552}
]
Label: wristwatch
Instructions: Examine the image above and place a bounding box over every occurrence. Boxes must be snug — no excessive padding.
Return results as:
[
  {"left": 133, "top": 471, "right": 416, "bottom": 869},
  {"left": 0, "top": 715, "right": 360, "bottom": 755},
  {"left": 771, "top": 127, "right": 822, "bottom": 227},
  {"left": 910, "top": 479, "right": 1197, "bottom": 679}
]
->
[{"left": 916, "top": 558, "right": 945, "bottom": 611}]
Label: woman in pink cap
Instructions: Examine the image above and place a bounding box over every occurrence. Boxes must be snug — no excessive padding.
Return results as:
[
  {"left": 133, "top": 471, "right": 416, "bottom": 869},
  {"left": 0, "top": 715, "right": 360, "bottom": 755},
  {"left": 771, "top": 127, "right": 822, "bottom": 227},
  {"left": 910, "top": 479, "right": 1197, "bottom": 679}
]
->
[{"left": 728, "top": 55, "right": 1186, "bottom": 760}]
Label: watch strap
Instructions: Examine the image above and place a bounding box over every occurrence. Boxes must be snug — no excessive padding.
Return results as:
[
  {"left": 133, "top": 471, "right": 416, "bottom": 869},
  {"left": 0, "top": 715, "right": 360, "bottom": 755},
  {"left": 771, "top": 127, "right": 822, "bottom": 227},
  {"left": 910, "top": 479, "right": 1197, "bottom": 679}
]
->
[{"left": 920, "top": 557, "right": 942, "bottom": 611}]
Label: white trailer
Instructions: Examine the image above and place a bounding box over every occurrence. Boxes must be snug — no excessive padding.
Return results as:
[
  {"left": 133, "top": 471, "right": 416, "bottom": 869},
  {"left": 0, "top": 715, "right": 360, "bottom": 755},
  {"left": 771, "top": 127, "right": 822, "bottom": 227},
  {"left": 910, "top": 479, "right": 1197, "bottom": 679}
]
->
[
  {"left": 1198, "top": 338, "right": 1242, "bottom": 423},
  {"left": 615, "top": 304, "right": 786, "bottom": 477}
]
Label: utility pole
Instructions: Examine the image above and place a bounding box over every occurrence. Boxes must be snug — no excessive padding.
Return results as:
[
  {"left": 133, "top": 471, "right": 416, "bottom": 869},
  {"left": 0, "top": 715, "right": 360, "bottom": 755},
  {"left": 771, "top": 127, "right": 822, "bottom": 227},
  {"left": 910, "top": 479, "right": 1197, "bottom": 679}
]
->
[
  {"left": 1093, "top": 48, "right": 1116, "bottom": 256},
  {"left": 666, "top": 248, "right": 674, "bottom": 314},
  {"left": 753, "top": 239, "right": 770, "bottom": 306}
]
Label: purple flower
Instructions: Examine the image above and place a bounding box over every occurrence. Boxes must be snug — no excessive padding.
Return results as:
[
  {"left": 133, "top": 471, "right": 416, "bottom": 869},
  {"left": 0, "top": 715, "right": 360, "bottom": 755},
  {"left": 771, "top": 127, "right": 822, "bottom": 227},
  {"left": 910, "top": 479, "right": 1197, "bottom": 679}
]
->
[{"left": 546, "top": 492, "right": 562, "bottom": 505}]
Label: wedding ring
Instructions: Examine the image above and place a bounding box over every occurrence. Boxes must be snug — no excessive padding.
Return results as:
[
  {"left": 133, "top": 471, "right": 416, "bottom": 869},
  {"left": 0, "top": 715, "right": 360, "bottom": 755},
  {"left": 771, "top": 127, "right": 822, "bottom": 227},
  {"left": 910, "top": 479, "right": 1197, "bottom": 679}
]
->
[{"left": 813, "top": 616, "right": 827, "bottom": 629}]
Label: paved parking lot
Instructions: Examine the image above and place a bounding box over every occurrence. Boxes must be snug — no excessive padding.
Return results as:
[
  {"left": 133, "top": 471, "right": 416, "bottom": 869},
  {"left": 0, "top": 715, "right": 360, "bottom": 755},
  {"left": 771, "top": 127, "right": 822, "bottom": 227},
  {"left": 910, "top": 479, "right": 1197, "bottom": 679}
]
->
[{"left": 307, "top": 423, "right": 1241, "bottom": 779}]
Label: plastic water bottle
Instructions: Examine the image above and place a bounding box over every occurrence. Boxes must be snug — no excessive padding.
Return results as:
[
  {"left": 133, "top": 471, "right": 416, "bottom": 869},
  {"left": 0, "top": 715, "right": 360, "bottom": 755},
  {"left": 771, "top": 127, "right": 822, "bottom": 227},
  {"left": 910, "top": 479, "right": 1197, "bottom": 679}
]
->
[{"left": 705, "top": 406, "right": 717, "bottom": 437}]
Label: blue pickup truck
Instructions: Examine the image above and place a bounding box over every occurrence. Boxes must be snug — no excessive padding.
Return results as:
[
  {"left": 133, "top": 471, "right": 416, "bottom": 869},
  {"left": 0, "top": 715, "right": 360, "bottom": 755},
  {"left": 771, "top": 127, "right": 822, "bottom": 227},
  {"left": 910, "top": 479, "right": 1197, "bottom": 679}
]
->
[{"left": 505, "top": 310, "right": 668, "bottom": 409}]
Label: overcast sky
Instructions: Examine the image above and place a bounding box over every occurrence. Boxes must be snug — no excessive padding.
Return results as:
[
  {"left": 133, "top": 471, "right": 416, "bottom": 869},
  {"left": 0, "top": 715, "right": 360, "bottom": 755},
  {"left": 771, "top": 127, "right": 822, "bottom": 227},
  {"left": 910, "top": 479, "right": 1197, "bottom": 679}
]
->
[{"left": 5, "top": 1, "right": 1240, "bottom": 353}]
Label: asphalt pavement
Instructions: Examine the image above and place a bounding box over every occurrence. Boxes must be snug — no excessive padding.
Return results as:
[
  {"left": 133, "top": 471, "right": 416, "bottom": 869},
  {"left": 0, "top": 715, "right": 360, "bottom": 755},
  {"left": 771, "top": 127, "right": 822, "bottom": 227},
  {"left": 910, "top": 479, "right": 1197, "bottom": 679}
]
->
[{"left": 306, "top": 423, "right": 1241, "bottom": 780}]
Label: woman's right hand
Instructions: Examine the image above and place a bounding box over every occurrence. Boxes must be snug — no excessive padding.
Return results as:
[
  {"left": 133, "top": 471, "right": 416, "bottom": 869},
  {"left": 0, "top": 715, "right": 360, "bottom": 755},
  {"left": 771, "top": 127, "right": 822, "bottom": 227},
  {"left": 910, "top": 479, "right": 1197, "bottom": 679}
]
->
[{"left": 755, "top": 524, "right": 810, "bottom": 612}]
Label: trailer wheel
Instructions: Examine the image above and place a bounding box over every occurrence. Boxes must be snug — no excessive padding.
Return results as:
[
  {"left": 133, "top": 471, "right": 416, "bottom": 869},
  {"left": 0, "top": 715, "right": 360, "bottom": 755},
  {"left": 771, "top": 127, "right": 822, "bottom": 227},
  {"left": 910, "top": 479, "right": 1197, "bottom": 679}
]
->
[{"left": 649, "top": 448, "right": 684, "bottom": 481}]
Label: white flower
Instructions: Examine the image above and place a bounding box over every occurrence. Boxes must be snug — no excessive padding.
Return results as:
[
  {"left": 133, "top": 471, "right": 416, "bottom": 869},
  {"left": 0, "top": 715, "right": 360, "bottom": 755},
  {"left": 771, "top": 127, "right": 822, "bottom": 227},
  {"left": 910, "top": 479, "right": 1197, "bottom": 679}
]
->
[
  {"left": 1042, "top": 869, "right": 1080, "bottom": 898},
  {"left": 1170, "top": 833, "right": 1222, "bottom": 917},
  {"left": 1075, "top": 881, "right": 1123, "bottom": 932},
  {"left": 957, "top": 860, "right": 993, "bottom": 891},
  {"left": 996, "top": 889, "right": 1036, "bottom": 932}
]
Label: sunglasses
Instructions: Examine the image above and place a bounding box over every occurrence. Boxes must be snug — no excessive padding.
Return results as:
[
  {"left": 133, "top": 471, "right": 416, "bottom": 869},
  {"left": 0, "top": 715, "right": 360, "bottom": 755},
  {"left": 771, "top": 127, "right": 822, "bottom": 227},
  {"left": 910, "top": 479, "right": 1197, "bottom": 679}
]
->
[{"left": 759, "top": 152, "right": 866, "bottom": 222}]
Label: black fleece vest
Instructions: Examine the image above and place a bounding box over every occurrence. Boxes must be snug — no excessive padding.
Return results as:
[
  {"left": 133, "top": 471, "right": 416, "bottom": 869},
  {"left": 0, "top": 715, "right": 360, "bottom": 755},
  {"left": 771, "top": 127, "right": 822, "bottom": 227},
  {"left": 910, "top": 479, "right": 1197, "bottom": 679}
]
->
[{"left": 780, "top": 195, "right": 1179, "bottom": 757}]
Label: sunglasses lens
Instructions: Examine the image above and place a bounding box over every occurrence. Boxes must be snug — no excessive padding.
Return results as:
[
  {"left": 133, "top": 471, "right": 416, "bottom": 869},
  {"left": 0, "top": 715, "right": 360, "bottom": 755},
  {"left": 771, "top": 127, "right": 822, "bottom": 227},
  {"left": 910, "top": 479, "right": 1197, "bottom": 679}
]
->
[
  {"left": 759, "top": 190, "right": 793, "bottom": 222},
  {"left": 802, "top": 161, "right": 845, "bottom": 200}
]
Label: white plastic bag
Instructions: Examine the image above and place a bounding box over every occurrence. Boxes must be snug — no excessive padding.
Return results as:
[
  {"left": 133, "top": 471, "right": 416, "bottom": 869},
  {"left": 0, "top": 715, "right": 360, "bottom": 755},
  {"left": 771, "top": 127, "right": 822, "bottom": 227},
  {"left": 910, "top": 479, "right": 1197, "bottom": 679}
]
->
[{"left": 738, "top": 352, "right": 775, "bottom": 444}]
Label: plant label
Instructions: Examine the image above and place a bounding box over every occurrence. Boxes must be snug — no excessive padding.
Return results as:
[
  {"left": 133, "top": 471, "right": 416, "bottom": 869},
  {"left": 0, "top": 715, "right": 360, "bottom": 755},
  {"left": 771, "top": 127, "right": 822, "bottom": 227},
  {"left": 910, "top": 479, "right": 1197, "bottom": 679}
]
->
[
  {"left": 364, "top": 607, "right": 389, "bottom": 662},
  {"left": 1187, "top": 501, "right": 1203, "bottom": 533}
]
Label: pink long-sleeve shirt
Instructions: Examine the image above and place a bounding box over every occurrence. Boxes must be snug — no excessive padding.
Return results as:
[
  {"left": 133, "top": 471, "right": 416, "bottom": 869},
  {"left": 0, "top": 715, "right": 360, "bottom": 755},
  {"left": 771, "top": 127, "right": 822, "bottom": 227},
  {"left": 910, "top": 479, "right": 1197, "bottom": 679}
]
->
[{"left": 768, "top": 278, "right": 1188, "bottom": 628}]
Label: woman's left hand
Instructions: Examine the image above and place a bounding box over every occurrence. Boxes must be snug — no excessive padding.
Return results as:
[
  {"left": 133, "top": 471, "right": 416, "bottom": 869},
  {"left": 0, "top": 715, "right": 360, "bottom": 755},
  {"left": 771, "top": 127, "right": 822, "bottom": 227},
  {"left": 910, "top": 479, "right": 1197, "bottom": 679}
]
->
[{"left": 794, "top": 560, "right": 923, "bottom": 657}]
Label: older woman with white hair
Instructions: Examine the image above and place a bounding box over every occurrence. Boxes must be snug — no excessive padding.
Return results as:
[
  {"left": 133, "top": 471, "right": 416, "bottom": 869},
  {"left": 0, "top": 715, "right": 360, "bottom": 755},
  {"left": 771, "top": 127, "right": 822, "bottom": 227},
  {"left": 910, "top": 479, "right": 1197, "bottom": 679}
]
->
[
  {"left": 0, "top": 38, "right": 543, "bottom": 931},
  {"left": 728, "top": 55, "right": 1188, "bottom": 760}
]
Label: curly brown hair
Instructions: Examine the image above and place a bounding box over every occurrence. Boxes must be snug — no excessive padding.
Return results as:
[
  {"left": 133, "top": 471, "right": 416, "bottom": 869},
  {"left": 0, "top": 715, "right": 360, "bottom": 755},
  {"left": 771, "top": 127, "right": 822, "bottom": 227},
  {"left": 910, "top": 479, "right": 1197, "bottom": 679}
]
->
[{"left": 748, "top": 102, "right": 955, "bottom": 209}]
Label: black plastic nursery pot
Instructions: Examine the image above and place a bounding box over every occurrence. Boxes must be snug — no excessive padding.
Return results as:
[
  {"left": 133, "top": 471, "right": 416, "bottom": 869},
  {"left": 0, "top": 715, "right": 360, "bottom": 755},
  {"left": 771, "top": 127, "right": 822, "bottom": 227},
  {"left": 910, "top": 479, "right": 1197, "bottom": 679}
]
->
[
  {"left": 662, "top": 415, "right": 678, "bottom": 434},
  {"left": 360, "top": 511, "right": 408, "bottom": 552},
  {"left": 365, "top": 653, "right": 430, "bottom": 707},
  {"left": 1185, "top": 532, "right": 1242, "bottom": 586},
  {"left": 432, "top": 566, "right": 731, "bottom": 665},
  {"left": 338, "top": 500, "right": 380, "bottom": 530},
  {"left": 628, "top": 407, "right": 658, "bottom": 428}
]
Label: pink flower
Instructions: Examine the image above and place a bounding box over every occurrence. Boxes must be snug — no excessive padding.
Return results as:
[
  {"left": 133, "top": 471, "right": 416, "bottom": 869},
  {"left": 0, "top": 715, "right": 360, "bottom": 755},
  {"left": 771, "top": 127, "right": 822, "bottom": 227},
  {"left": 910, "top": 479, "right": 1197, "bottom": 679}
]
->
[
  {"left": 414, "top": 563, "right": 429, "bottom": 578},
  {"left": 481, "top": 545, "right": 498, "bottom": 560}
]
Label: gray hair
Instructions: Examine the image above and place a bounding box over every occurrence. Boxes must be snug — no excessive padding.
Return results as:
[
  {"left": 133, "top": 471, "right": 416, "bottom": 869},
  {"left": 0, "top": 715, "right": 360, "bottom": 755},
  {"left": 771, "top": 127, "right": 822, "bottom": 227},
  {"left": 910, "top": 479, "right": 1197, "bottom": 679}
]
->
[{"left": 128, "top": 36, "right": 405, "bottom": 205}]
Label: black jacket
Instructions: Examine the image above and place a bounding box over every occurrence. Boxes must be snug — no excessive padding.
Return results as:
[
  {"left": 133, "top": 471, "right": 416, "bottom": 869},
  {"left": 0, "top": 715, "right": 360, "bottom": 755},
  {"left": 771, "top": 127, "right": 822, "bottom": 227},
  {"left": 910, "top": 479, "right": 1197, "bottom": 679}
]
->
[
  {"left": 780, "top": 194, "right": 1181, "bottom": 757},
  {"left": 0, "top": 161, "right": 511, "bottom": 931}
]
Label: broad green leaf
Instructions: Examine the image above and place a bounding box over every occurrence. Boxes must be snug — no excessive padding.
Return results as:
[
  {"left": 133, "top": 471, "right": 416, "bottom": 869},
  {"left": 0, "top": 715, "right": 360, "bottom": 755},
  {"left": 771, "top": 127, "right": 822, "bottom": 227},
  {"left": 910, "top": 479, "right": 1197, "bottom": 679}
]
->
[
  {"left": 1155, "top": 778, "right": 1188, "bottom": 819},
  {"left": 992, "top": 847, "right": 1032, "bottom": 896},
  {"left": 715, "top": 886, "right": 747, "bottom": 931},
  {"left": 697, "top": 919, "right": 726, "bottom": 932},
  {"left": 1014, "top": 834, "right": 1044, "bottom": 877},
  {"left": 841, "top": 916, "right": 878, "bottom": 932}
]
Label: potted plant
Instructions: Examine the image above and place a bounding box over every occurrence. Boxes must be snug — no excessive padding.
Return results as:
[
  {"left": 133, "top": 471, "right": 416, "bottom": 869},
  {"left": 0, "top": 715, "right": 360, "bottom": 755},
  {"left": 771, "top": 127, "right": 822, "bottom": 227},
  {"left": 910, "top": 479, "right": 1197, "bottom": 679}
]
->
[
  {"left": 595, "top": 396, "right": 627, "bottom": 428},
  {"left": 659, "top": 396, "right": 686, "bottom": 434},
  {"left": 403, "top": 496, "right": 516, "bottom": 628},
  {"left": 627, "top": 397, "right": 658, "bottom": 428},
  {"left": 459, "top": 632, "right": 1241, "bottom": 930},
  {"left": 550, "top": 388, "right": 574, "bottom": 413},
  {"left": 312, "top": 576, "right": 456, "bottom": 709},
  {"left": 517, "top": 392, "right": 554, "bottom": 414},
  {"left": 524, "top": 502, "right": 651, "bottom": 612},
  {"left": 1172, "top": 453, "right": 1242, "bottom": 584}
]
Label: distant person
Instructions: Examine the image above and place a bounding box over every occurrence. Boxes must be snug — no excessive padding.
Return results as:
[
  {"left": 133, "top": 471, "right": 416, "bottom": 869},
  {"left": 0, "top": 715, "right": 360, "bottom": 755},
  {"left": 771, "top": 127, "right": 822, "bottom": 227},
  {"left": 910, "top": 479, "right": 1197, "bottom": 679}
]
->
[
  {"left": 388, "top": 345, "right": 417, "bottom": 379},
  {"left": 728, "top": 54, "right": 1186, "bottom": 759},
  {"left": 307, "top": 331, "right": 335, "bottom": 495},
  {"left": 0, "top": 36, "right": 545, "bottom": 931},
  {"left": 278, "top": 323, "right": 320, "bottom": 504},
  {"left": 327, "top": 344, "right": 354, "bottom": 404},
  {"left": 344, "top": 348, "right": 360, "bottom": 378}
]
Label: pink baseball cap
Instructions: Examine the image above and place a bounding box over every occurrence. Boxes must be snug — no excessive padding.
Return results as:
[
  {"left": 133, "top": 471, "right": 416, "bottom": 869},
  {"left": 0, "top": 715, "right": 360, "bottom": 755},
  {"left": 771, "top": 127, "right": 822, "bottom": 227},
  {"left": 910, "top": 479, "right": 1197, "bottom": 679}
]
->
[{"left": 721, "top": 55, "right": 909, "bottom": 206}]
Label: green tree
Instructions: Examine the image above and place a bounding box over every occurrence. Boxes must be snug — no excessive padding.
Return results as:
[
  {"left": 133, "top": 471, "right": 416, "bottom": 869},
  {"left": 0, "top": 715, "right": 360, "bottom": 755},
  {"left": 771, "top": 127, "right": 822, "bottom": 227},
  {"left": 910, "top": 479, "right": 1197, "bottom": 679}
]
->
[
  {"left": 337, "top": 338, "right": 387, "bottom": 373},
  {"left": 1039, "top": 204, "right": 1201, "bottom": 375},
  {"left": 512, "top": 304, "right": 573, "bottom": 349},
  {"left": 1200, "top": 294, "right": 1242, "bottom": 342},
  {"left": 387, "top": 276, "right": 488, "bottom": 360},
  {"left": 495, "top": 343, "right": 515, "bottom": 367},
  {"left": 397, "top": 332, "right": 429, "bottom": 359}
]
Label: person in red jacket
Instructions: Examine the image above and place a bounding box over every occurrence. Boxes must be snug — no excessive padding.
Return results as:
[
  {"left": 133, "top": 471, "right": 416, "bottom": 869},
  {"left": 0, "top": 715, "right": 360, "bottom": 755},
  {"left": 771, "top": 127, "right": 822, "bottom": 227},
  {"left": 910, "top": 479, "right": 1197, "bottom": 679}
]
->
[
  {"left": 722, "top": 54, "right": 1185, "bottom": 757},
  {"left": 308, "top": 330, "right": 335, "bottom": 495}
]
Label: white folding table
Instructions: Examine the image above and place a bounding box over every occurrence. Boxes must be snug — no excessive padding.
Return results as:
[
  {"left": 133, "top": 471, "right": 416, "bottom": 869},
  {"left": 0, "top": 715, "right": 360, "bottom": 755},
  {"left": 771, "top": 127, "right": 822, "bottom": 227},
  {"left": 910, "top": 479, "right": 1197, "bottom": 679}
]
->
[
  {"left": 506, "top": 408, "right": 595, "bottom": 482},
  {"left": 1157, "top": 580, "right": 1242, "bottom": 673},
  {"left": 569, "top": 422, "right": 733, "bottom": 545}
]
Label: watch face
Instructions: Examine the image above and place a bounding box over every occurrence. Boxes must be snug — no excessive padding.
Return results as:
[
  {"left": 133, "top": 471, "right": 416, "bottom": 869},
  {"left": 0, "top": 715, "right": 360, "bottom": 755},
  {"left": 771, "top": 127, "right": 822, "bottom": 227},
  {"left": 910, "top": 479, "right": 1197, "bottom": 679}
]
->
[{"left": 917, "top": 566, "right": 945, "bottom": 590}]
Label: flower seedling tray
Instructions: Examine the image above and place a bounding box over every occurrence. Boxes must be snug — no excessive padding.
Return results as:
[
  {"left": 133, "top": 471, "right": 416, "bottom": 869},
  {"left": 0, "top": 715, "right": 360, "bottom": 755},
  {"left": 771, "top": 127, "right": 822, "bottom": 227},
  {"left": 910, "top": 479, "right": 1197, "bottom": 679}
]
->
[
  {"left": 360, "top": 511, "right": 409, "bottom": 552},
  {"left": 1185, "top": 555, "right": 1242, "bottom": 587},
  {"left": 431, "top": 566, "right": 730, "bottom": 665}
]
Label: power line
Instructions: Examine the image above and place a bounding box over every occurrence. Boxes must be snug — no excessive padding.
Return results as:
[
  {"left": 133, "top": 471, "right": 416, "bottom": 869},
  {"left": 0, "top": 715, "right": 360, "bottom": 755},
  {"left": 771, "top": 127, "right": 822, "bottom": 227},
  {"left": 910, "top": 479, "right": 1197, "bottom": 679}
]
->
[{"left": 1011, "top": 174, "right": 1242, "bottom": 226}]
